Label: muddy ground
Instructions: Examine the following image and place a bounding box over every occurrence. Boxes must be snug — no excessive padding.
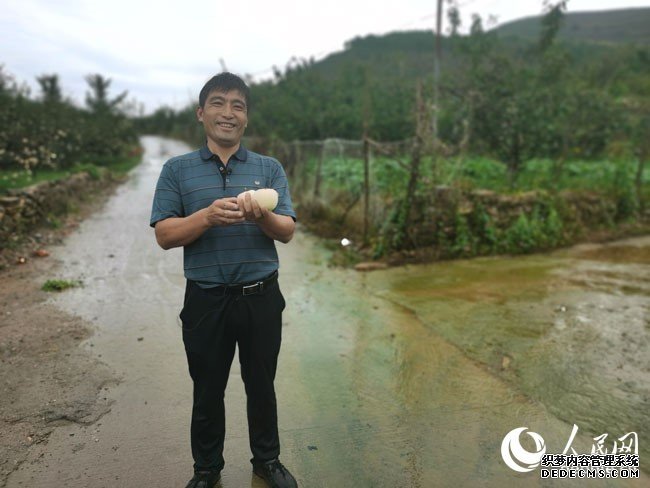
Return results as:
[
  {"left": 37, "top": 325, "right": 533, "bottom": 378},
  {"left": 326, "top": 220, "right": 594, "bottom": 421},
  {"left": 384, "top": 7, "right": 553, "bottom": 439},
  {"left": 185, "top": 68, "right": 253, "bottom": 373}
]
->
[{"left": 0, "top": 186, "right": 122, "bottom": 486}]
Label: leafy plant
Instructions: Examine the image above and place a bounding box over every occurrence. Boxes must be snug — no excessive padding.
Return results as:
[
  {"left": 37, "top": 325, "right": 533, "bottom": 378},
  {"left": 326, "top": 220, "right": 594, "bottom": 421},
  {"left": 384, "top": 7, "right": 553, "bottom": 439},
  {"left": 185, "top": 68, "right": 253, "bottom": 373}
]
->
[
  {"left": 472, "top": 203, "right": 499, "bottom": 253},
  {"left": 504, "top": 213, "right": 538, "bottom": 253},
  {"left": 42, "top": 279, "right": 82, "bottom": 292},
  {"left": 451, "top": 213, "right": 475, "bottom": 257}
]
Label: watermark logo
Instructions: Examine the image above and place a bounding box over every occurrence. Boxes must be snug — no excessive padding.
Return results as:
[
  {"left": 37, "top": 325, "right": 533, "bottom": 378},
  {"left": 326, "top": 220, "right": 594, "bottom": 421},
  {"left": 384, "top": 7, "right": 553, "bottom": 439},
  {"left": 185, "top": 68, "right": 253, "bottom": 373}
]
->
[
  {"left": 501, "top": 427, "right": 547, "bottom": 472},
  {"left": 500, "top": 424, "right": 640, "bottom": 479}
]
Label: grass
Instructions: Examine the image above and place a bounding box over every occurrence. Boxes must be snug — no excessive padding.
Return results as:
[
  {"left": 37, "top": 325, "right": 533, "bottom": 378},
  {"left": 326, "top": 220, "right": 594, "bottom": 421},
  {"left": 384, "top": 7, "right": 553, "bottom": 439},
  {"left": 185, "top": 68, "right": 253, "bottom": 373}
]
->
[
  {"left": 294, "top": 154, "right": 649, "bottom": 198},
  {"left": 453, "top": 157, "right": 649, "bottom": 194},
  {"left": 46, "top": 214, "right": 63, "bottom": 229},
  {"left": 105, "top": 155, "right": 141, "bottom": 174},
  {"left": 0, "top": 168, "right": 71, "bottom": 192},
  {"left": 0, "top": 147, "right": 143, "bottom": 193},
  {"left": 41, "top": 279, "right": 83, "bottom": 292}
]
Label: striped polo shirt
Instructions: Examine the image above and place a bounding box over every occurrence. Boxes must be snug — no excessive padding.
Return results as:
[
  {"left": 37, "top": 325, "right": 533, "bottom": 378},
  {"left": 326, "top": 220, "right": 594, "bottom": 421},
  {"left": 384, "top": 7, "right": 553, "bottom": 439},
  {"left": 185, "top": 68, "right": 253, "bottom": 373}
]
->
[{"left": 149, "top": 143, "right": 296, "bottom": 288}]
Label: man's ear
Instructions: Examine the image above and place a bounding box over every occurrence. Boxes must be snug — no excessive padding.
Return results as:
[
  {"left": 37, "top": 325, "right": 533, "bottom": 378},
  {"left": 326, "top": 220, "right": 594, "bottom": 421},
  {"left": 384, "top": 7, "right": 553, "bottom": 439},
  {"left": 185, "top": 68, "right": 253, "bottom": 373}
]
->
[{"left": 196, "top": 106, "right": 203, "bottom": 122}]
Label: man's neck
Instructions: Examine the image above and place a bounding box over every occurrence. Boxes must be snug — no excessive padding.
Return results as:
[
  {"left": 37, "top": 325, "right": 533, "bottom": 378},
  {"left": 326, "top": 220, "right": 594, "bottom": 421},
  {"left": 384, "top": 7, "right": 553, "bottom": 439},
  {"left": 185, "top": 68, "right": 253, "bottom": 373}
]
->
[{"left": 207, "top": 139, "right": 239, "bottom": 165}]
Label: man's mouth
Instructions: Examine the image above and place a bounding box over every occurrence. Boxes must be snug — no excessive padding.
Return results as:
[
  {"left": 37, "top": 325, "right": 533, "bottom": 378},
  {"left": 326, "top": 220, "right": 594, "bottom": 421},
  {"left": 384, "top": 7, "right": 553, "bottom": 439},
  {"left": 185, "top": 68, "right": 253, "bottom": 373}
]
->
[{"left": 217, "top": 122, "right": 236, "bottom": 129}]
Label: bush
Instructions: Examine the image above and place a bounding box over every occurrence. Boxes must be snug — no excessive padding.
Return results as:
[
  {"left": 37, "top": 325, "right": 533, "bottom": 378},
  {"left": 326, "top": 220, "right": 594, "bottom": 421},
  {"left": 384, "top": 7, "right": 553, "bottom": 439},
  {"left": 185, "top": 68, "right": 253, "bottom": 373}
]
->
[
  {"left": 471, "top": 202, "right": 499, "bottom": 253},
  {"left": 503, "top": 212, "right": 542, "bottom": 254},
  {"left": 613, "top": 164, "right": 639, "bottom": 221},
  {"left": 0, "top": 69, "right": 137, "bottom": 178},
  {"left": 451, "top": 213, "right": 476, "bottom": 257},
  {"left": 544, "top": 207, "right": 564, "bottom": 247}
]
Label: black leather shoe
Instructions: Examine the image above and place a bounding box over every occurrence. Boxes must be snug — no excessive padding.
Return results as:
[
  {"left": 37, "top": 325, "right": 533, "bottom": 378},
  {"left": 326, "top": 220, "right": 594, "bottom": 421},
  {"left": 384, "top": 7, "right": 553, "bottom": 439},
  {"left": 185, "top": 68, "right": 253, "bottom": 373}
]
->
[
  {"left": 184, "top": 469, "right": 221, "bottom": 488},
  {"left": 252, "top": 459, "right": 298, "bottom": 488}
]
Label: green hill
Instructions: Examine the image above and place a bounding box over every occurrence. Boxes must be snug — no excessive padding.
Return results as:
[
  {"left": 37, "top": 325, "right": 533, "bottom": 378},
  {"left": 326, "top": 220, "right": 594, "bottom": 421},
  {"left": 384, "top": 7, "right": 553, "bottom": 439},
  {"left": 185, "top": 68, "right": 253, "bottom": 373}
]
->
[
  {"left": 311, "top": 30, "right": 437, "bottom": 80},
  {"left": 496, "top": 7, "right": 650, "bottom": 45},
  {"left": 304, "top": 7, "right": 650, "bottom": 83},
  {"left": 139, "top": 7, "right": 649, "bottom": 144}
]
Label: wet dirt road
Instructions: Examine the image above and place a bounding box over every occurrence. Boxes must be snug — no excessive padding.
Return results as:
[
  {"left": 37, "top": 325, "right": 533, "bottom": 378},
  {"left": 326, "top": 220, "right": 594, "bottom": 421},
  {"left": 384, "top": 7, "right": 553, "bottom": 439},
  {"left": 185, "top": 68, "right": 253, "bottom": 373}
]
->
[{"left": 6, "top": 137, "right": 648, "bottom": 487}]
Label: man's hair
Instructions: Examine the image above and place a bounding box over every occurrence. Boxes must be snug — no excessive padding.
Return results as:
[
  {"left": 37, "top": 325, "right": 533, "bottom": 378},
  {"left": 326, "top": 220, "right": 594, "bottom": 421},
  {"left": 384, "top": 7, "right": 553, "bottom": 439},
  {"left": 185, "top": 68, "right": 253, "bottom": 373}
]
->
[{"left": 199, "top": 72, "right": 250, "bottom": 110}]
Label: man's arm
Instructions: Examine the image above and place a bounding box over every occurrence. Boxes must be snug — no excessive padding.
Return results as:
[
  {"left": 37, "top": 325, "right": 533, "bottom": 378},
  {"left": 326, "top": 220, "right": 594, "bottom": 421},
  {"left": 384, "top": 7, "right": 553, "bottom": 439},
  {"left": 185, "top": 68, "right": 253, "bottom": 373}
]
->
[
  {"left": 154, "top": 197, "right": 244, "bottom": 250},
  {"left": 257, "top": 212, "right": 295, "bottom": 243},
  {"left": 154, "top": 209, "right": 210, "bottom": 250},
  {"left": 237, "top": 192, "right": 295, "bottom": 243}
]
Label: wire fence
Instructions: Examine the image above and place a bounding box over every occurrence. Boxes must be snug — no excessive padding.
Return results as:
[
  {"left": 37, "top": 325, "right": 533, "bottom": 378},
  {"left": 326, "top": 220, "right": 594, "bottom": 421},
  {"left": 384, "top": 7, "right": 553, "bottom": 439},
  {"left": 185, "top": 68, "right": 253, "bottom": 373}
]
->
[
  {"left": 243, "top": 135, "right": 648, "bottom": 256},
  {"left": 245, "top": 136, "right": 418, "bottom": 242}
]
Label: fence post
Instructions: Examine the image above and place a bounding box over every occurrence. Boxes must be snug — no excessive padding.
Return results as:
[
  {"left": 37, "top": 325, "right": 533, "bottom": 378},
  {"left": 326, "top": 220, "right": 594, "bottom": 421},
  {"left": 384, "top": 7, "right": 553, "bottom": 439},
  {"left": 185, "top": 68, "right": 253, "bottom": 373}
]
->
[
  {"left": 293, "top": 141, "right": 303, "bottom": 199},
  {"left": 363, "top": 133, "right": 370, "bottom": 246},
  {"left": 285, "top": 140, "right": 296, "bottom": 186},
  {"left": 314, "top": 142, "right": 323, "bottom": 198},
  {"left": 398, "top": 79, "right": 425, "bottom": 247}
]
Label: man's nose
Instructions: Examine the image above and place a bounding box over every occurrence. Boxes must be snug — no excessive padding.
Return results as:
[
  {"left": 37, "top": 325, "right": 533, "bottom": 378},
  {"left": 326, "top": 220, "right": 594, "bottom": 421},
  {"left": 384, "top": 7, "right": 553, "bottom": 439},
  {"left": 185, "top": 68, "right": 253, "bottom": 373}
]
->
[{"left": 221, "top": 103, "right": 233, "bottom": 117}]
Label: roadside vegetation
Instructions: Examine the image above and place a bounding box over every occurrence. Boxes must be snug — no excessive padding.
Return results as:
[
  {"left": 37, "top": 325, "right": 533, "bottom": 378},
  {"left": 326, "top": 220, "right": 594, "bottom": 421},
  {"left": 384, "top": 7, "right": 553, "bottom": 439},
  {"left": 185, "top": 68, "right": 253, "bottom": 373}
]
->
[
  {"left": 0, "top": 70, "right": 140, "bottom": 193},
  {"left": 41, "top": 278, "right": 83, "bottom": 292}
]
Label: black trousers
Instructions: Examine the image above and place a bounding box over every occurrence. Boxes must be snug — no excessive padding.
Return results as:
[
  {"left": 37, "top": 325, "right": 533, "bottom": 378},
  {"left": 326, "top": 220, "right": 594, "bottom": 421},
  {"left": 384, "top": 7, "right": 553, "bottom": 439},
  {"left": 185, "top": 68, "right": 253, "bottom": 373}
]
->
[{"left": 180, "top": 276, "right": 286, "bottom": 473}]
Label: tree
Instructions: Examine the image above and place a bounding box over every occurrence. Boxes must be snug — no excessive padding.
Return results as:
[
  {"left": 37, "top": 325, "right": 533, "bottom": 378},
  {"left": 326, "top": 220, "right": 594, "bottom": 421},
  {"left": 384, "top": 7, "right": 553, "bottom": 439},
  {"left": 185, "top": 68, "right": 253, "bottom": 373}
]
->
[
  {"left": 447, "top": 1, "right": 461, "bottom": 37},
  {"left": 84, "top": 74, "right": 128, "bottom": 114},
  {"left": 0, "top": 65, "right": 29, "bottom": 97},
  {"left": 539, "top": 1, "right": 568, "bottom": 53},
  {"left": 469, "top": 14, "right": 483, "bottom": 36},
  {"left": 0, "top": 65, "right": 16, "bottom": 95},
  {"left": 36, "top": 74, "right": 62, "bottom": 104},
  {"left": 453, "top": 4, "right": 586, "bottom": 187}
]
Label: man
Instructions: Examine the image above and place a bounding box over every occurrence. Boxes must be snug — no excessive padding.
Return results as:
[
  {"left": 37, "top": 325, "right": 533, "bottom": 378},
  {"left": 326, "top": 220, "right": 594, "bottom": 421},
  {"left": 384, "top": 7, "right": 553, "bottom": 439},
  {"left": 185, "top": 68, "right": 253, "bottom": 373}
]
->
[{"left": 149, "top": 72, "right": 298, "bottom": 488}]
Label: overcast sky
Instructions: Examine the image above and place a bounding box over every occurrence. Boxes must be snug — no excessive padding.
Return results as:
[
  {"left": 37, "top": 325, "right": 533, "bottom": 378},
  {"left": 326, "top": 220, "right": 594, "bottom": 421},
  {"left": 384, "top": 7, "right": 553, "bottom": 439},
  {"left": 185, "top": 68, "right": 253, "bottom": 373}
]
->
[{"left": 1, "top": 0, "right": 648, "bottom": 114}]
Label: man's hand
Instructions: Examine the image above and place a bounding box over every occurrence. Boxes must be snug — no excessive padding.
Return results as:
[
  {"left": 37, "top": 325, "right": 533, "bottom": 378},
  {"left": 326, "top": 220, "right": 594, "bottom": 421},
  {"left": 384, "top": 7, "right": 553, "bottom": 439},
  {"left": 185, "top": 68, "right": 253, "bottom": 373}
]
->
[
  {"left": 237, "top": 192, "right": 269, "bottom": 221},
  {"left": 205, "top": 197, "right": 245, "bottom": 226}
]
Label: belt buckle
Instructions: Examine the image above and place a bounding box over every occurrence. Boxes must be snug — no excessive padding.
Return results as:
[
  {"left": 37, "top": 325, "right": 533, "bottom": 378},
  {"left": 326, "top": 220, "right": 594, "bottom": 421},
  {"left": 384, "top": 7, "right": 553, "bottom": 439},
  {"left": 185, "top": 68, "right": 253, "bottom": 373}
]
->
[{"left": 242, "top": 281, "right": 263, "bottom": 296}]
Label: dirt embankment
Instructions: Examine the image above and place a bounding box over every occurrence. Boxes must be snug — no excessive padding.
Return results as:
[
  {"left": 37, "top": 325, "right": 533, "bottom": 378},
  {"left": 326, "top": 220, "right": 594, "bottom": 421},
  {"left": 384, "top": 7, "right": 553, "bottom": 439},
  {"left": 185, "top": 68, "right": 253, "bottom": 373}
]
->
[
  {"left": 298, "top": 188, "right": 650, "bottom": 267},
  {"left": 0, "top": 174, "right": 125, "bottom": 486}
]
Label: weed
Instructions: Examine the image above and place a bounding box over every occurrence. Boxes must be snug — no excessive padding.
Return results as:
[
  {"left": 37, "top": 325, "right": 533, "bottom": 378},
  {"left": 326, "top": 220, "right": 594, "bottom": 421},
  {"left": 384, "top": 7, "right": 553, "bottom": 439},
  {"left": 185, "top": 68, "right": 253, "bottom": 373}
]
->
[
  {"left": 42, "top": 279, "right": 83, "bottom": 292},
  {"left": 504, "top": 213, "right": 538, "bottom": 254},
  {"left": 451, "top": 214, "right": 475, "bottom": 257},
  {"left": 544, "top": 207, "right": 564, "bottom": 247},
  {"left": 46, "top": 214, "right": 63, "bottom": 229}
]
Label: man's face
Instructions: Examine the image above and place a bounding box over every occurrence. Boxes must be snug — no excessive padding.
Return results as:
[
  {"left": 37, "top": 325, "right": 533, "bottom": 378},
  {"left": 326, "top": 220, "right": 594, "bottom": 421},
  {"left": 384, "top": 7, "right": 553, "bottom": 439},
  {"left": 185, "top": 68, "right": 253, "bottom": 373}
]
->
[{"left": 196, "top": 89, "right": 248, "bottom": 148}]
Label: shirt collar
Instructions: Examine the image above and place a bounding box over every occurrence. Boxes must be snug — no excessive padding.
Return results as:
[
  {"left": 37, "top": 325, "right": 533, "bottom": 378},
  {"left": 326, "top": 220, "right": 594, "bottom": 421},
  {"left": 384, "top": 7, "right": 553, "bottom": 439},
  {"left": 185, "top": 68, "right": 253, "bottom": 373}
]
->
[{"left": 199, "top": 142, "right": 248, "bottom": 163}]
